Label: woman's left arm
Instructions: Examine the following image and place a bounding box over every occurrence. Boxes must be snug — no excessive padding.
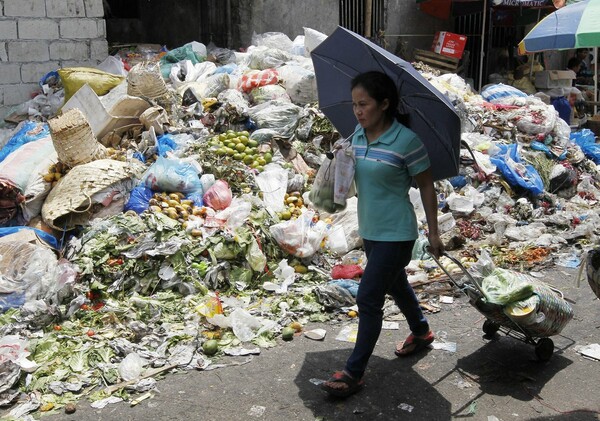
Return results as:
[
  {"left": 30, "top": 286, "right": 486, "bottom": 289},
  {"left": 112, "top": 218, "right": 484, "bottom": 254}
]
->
[{"left": 414, "top": 168, "right": 444, "bottom": 258}]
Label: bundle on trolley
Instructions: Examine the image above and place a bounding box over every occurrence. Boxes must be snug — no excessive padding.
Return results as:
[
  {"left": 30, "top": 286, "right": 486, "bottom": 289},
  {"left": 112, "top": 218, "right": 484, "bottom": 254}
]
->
[
  {"left": 431, "top": 249, "right": 574, "bottom": 361},
  {"left": 586, "top": 248, "right": 600, "bottom": 300}
]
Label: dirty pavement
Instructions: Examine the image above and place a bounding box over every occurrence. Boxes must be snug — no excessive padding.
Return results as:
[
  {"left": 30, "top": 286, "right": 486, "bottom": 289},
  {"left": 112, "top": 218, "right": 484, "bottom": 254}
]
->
[{"left": 0, "top": 29, "right": 599, "bottom": 421}]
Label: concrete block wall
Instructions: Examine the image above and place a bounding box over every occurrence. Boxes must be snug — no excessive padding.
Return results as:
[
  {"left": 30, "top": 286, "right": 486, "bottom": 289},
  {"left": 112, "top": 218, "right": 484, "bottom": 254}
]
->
[{"left": 0, "top": 0, "right": 107, "bottom": 119}]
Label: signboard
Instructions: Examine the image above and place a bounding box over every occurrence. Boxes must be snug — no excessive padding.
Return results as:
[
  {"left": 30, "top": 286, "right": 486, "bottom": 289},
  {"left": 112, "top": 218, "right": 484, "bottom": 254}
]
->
[{"left": 492, "top": 0, "right": 550, "bottom": 7}]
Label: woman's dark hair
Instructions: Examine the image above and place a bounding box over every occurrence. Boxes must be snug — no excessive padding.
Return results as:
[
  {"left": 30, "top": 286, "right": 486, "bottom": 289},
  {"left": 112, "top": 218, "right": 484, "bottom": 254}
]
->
[
  {"left": 567, "top": 57, "right": 581, "bottom": 70},
  {"left": 351, "top": 71, "right": 403, "bottom": 123}
]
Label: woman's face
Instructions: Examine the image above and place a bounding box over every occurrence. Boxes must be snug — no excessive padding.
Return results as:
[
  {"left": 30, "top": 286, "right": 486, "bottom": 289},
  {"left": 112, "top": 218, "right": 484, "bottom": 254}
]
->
[{"left": 351, "top": 85, "right": 389, "bottom": 130}]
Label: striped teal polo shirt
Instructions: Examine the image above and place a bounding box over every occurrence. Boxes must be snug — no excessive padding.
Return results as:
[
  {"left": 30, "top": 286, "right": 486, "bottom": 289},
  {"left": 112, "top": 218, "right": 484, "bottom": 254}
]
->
[{"left": 352, "top": 120, "right": 430, "bottom": 241}]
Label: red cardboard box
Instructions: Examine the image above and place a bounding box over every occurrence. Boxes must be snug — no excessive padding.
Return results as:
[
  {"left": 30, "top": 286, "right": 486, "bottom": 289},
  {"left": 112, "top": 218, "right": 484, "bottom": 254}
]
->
[{"left": 431, "top": 31, "right": 467, "bottom": 59}]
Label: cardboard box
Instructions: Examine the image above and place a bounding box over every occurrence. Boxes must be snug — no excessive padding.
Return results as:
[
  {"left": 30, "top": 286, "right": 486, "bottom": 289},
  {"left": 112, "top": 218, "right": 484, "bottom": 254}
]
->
[
  {"left": 534, "top": 70, "right": 576, "bottom": 89},
  {"left": 431, "top": 31, "right": 467, "bottom": 59}
]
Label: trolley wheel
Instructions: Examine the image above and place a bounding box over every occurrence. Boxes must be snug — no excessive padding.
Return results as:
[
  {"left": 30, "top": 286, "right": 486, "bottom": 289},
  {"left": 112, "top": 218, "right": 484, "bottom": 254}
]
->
[
  {"left": 535, "top": 338, "right": 554, "bottom": 361},
  {"left": 482, "top": 320, "right": 500, "bottom": 336}
]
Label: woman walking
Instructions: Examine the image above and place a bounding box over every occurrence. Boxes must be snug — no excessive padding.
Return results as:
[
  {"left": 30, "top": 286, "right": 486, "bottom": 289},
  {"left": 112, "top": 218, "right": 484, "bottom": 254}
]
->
[{"left": 321, "top": 71, "right": 444, "bottom": 398}]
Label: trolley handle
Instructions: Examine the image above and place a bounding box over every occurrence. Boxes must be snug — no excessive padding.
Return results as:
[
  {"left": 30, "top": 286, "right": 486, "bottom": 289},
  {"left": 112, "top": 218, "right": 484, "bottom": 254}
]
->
[{"left": 425, "top": 247, "right": 486, "bottom": 296}]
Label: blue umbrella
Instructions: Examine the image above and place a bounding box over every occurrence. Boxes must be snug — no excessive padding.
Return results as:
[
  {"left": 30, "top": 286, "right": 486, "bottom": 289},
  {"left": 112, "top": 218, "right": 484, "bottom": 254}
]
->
[
  {"left": 311, "top": 26, "right": 462, "bottom": 181},
  {"left": 518, "top": 0, "right": 600, "bottom": 53}
]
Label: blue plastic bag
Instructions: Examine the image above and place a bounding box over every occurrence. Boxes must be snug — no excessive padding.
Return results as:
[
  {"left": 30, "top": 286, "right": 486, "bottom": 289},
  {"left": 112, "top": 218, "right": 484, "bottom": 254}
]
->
[
  {"left": 571, "top": 129, "right": 600, "bottom": 164},
  {"left": 0, "top": 226, "right": 58, "bottom": 249},
  {"left": 124, "top": 186, "right": 154, "bottom": 214},
  {"left": 157, "top": 134, "right": 178, "bottom": 157},
  {"left": 0, "top": 292, "right": 26, "bottom": 313},
  {"left": 213, "top": 63, "right": 237, "bottom": 74},
  {"left": 551, "top": 96, "right": 571, "bottom": 124},
  {"left": 490, "top": 144, "right": 544, "bottom": 195},
  {"left": 530, "top": 141, "right": 567, "bottom": 160},
  {"left": 0, "top": 121, "right": 50, "bottom": 163},
  {"left": 185, "top": 190, "right": 204, "bottom": 207},
  {"left": 142, "top": 156, "right": 203, "bottom": 193},
  {"left": 328, "top": 279, "right": 360, "bottom": 297}
]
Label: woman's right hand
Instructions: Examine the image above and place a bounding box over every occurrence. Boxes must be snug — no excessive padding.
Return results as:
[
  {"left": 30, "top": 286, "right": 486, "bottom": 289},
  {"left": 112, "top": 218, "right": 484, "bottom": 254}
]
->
[{"left": 427, "top": 234, "right": 444, "bottom": 259}]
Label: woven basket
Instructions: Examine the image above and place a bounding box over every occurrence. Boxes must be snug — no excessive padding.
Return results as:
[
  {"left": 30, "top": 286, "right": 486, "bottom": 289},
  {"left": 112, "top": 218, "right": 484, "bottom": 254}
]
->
[
  {"left": 469, "top": 271, "right": 574, "bottom": 338},
  {"left": 587, "top": 248, "right": 600, "bottom": 300},
  {"left": 41, "top": 159, "right": 144, "bottom": 231},
  {"left": 48, "top": 108, "right": 107, "bottom": 167},
  {"left": 127, "top": 62, "right": 168, "bottom": 99}
]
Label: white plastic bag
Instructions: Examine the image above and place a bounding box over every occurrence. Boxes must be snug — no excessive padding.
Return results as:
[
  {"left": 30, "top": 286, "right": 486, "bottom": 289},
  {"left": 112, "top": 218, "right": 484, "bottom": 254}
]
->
[
  {"left": 230, "top": 308, "right": 262, "bottom": 342},
  {"left": 262, "top": 259, "right": 296, "bottom": 293},
  {"left": 255, "top": 164, "right": 289, "bottom": 213},
  {"left": 177, "top": 73, "right": 230, "bottom": 100},
  {"left": 118, "top": 353, "right": 145, "bottom": 381},
  {"left": 277, "top": 64, "right": 318, "bottom": 105},
  {"left": 215, "top": 197, "right": 252, "bottom": 230},
  {"left": 304, "top": 27, "right": 328, "bottom": 54},
  {"left": 251, "top": 32, "right": 294, "bottom": 53},
  {"left": 248, "top": 47, "right": 291, "bottom": 70}
]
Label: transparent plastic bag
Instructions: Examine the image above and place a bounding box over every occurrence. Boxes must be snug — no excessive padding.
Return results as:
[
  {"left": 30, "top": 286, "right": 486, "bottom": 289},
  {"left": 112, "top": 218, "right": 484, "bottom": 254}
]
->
[
  {"left": 248, "top": 47, "right": 291, "bottom": 70},
  {"left": 252, "top": 32, "right": 294, "bottom": 52},
  {"left": 118, "top": 353, "right": 145, "bottom": 381},
  {"left": 269, "top": 210, "right": 328, "bottom": 258},
  {"left": 250, "top": 84, "right": 290, "bottom": 104},
  {"left": 230, "top": 308, "right": 262, "bottom": 342},
  {"left": 481, "top": 268, "right": 534, "bottom": 305},
  {"left": 247, "top": 100, "right": 301, "bottom": 136},
  {"left": 308, "top": 155, "right": 342, "bottom": 213},
  {"left": 256, "top": 164, "right": 288, "bottom": 213},
  {"left": 141, "top": 156, "right": 202, "bottom": 193}
]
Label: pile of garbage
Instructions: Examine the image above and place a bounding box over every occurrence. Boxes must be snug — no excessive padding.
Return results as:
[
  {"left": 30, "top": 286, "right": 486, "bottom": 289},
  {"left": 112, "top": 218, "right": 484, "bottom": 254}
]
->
[{"left": 0, "top": 27, "right": 599, "bottom": 417}]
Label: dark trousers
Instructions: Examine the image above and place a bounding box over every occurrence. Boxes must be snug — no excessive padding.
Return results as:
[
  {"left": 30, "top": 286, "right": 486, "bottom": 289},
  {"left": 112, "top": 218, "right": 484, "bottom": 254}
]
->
[{"left": 345, "top": 239, "right": 429, "bottom": 378}]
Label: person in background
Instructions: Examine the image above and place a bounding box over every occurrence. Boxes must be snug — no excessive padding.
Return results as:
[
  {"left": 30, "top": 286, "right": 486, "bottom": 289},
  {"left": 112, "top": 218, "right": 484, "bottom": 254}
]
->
[
  {"left": 570, "top": 52, "right": 595, "bottom": 102},
  {"left": 567, "top": 57, "right": 582, "bottom": 87},
  {"left": 568, "top": 87, "right": 586, "bottom": 122},
  {"left": 549, "top": 87, "right": 572, "bottom": 125},
  {"left": 511, "top": 66, "right": 536, "bottom": 94},
  {"left": 320, "top": 71, "right": 444, "bottom": 398},
  {"left": 575, "top": 49, "right": 594, "bottom": 85}
]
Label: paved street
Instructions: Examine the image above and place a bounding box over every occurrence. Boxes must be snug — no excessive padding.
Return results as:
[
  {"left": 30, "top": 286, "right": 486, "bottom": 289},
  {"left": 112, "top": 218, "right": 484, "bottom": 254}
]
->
[{"left": 30, "top": 267, "right": 600, "bottom": 421}]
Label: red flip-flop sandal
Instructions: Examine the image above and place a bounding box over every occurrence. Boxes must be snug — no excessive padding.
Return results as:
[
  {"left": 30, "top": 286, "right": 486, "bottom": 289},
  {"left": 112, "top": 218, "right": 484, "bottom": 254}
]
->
[
  {"left": 395, "top": 331, "right": 435, "bottom": 357},
  {"left": 321, "top": 370, "right": 365, "bottom": 398}
]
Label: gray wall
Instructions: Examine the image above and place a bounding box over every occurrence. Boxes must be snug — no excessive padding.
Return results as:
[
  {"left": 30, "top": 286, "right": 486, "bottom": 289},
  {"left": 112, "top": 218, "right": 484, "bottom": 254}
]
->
[
  {"left": 384, "top": 0, "right": 452, "bottom": 61},
  {"left": 232, "top": 0, "right": 339, "bottom": 49},
  {"left": 0, "top": 0, "right": 108, "bottom": 120}
]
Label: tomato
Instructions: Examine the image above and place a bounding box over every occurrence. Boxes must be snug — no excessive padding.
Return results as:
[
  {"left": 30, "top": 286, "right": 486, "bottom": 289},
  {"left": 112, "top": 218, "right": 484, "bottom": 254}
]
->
[
  {"left": 53, "top": 325, "right": 62, "bottom": 331},
  {"left": 86, "top": 330, "right": 95, "bottom": 337},
  {"left": 92, "top": 302, "right": 105, "bottom": 311}
]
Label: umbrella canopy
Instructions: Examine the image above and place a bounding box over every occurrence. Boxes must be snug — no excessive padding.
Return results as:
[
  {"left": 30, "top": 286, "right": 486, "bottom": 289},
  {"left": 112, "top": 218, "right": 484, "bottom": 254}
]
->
[
  {"left": 311, "top": 26, "right": 462, "bottom": 181},
  {"left": 518, "top": 0, "right": 600, "bottom": 53}
]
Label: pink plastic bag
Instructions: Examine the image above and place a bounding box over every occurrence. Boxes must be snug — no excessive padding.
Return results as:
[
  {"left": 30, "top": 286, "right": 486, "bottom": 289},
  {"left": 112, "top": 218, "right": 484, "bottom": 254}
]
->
[{"left": 202, "top": 179, "right": 232, "bottom": 210}]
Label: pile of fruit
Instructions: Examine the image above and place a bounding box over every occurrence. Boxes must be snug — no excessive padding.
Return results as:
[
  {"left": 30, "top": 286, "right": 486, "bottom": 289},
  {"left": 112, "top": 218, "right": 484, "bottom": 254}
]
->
[
  {"left": 276, "top": 191, "right": 304, "bottom": 220},
  {"left": 42, "top": 161, "right": 69, "bottom": 186},
  {"left": 147, "top": 192, "right": 205, "bottom": 235},
  {"left": 208, "top": 129, "right": 273, "bottom": 172}
]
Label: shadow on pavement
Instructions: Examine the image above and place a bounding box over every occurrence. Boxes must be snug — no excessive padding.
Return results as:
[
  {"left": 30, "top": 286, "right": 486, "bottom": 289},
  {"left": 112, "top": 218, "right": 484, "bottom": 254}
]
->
[
  {"left": 294, "top": 348, "right": 452, "bottom": 420},
  {"left": 452, "top": 334, "right": 573, "bottom": 403},
  {"left": 529, "top": 414, "right": 600, "bottom": 421}
]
